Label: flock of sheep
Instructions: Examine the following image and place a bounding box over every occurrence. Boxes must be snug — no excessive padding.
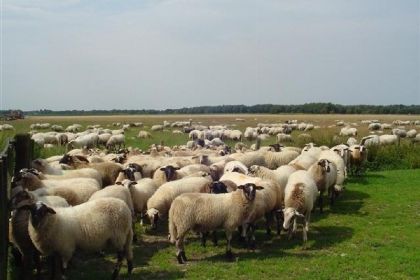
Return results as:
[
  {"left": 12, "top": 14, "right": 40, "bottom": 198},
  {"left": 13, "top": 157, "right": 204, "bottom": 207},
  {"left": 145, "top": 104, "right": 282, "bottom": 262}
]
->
[{"left": 6, "top": 117, "right": 420, "bottom": 279}]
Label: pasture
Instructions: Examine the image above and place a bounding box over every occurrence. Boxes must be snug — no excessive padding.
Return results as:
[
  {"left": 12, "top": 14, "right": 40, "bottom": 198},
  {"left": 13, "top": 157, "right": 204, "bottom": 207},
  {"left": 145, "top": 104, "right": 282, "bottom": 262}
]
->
[
  {"left": 3, "top": 113, "right": 420, "bottom": 279},
  {"left": 9, "top": 169, "right": 420, "bottom": 279}
]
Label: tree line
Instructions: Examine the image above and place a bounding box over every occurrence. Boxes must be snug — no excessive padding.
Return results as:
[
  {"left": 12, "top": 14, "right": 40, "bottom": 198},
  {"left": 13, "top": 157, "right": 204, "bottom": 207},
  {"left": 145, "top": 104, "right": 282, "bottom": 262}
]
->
[{"left": 6, "top": 103, "right": 420, "bottom": 116}]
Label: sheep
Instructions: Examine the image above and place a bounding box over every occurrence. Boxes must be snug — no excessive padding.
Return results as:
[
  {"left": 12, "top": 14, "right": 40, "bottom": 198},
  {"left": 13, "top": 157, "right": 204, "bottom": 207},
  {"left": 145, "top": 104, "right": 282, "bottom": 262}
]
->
[
  {"left": 98, "top": 133, "right": 112, "bottom": 146},
  {"left": 59, "top": 154, "right": 123, "bottom": 187},
  {"left": 347, "top": 137, "right": 358, "bottom": 146},
  {"left": 151, "top": 124, "right": 164, "bottom": 131},
  {"left": 407, "top": 129, "right": 417, "bottom": 138},
  {"left": 368, "top": 123, "right": 382, "bottom": 131},
  {"left": 146, "top": 176, "right": 212, "bottom": 229},
  {"left": 115, "top": 163, "right": 143, "bottom": 184},
  {"left": 263, "top": 150, "right": 299, "bottom": 169},
  {"left": 331, "top": 144, "right": 350, "bottom": 176},
  {"left": 317, "top": 150, "right": 346, "bottom": 203},
  {"left": 32, "top": 158, "right": 103, "bottom": 185},
  {"left": 277, "top": 133, "right": 293, "bottom": 143},
  {"left": 307, "top": 159, "right": 337, "bottom": 212},
  {"left": 179, "top": 164, "right": 211, "bottom": 177},
  {"left": 21, "top": 198, "right": 133, "bottom": 279},
  {"left": 349, "top": 145, "right": 367, "bottom": 176},
  {"left": 339, "top": 127, "right": 358, "bottom": 136},
  {"left": 168, "top": 183, "right": 263, "bottom": 263},
  {"left": 121, "top": 179, "right": 159, "bottom": 224},
  {"left": 379, "top": 134, "right": 399, "bottom": 145},
  {"left": 360, "top": 135, "right": 380, "bottom": 147},
  {"left": 413, "top": 134, "right": 420, "bottom": 143},
  {"left": 9, "top": 187, "right": 70, "bottom": 280},
  {"left": 282, "top": 170, "right": 318, "bottom": 244},
  {"left": 223, "top": 160, "right": 248, "bottom": 174},
  {"left": 228, "top": 151, "right": 266, "bottom": 168},
  {"left": 106, "top": 134, "right": 125, "bottom": 150},
  {"left": 289, "top": 153, "right": 318, "bottom": 170},
  {"left": 152, "top": 165, "right": 184, "bottom": 187},
  {"left": 392, "top": 128, "right": 407, "bottom": 138},
  {"left": 67, "top": 133, "right": 99, "bottom": 149}
]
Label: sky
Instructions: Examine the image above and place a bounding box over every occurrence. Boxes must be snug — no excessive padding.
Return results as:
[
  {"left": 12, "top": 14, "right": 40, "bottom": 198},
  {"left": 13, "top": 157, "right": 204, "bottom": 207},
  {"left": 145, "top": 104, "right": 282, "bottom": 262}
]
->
[{"left": 2, "top": 0, "right": 420, "bottom": 110}]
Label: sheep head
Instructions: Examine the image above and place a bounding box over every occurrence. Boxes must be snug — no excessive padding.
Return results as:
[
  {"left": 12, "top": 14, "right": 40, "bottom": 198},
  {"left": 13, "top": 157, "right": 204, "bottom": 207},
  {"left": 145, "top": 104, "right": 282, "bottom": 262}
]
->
[
  {"left": 160, "top": 165, "right": 179, "bottom": 181},
  {"left": 209, "top": 181, "right": 228, "bottom": 194},
  {"left": 237, "top": 183, "right": 263, "bottom": 201},
  {"left": 282, "top": 208, "right": 305, "bottom": 231},
  {"left": 19, "top": 201, "right": 56, "bottom": 228}
]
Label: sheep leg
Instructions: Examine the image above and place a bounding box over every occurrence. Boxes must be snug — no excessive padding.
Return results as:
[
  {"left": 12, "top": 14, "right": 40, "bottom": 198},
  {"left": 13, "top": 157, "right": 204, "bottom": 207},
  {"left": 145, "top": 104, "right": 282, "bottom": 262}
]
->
[
  {"left": 22, "top": 254, "right": 33, "bottom": 280},
  {"left": 303, "top": 212, "right": 311, "bottom": 245},
  {"left": 248, "top": 224, "right": 256, "bottom": 251},
  {"left": 239, "top": 224, "right": 247, "bottom": 243},
  {"left": 176, "top": 238, "right": 187, "bottom": 264},
  {"left": 318, "top": 195, "right": 323, "bottom": 213},
  {"left": 212, "top": 231, "right": 218, "bottom": 246},
  {"left": 112, "top": 251, "right": 124, "bottom": 280},
  {"left": 201, "top": 232, "right": 209, "bottom": 247},
  {"left": 275, "top": 210, "right": 283, "bottom": 235},
  {"left": 34, "top": 253, "right": 42, "bottom": 280},
  {"left": 225, "top": 231, "right": 234, "bottom": 261},
  {"left": 265, "top": 212, "right": 273, "bottom": 236}
]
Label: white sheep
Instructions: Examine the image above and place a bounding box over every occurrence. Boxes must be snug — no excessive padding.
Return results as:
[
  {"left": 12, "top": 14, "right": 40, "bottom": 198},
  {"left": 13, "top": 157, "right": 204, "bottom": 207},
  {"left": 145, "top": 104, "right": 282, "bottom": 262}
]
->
[
  {"left": 282, "top": 170, "right": 318, "bottom": 243},
  {"left": 23, "top": 198, "right": 133, "bottom": 279},
  {"left": 263, "top": 150, "right": 299, "bottom": 169},
  {"left": 106, "top": 134, "right": 125, "bottom": 150},
  {"left": 307, "top": 159, "right": 337, "bottom": 212},
  {"left": 339, "top": 127, "right": 358, "bottom": 136},
  {"left": 168, "top": 183, "right": 263, "bottom": 263},
  {"left": 151, "top": 125, "right": 164, "bottom": 131},
  {"left": 223, "top": 160, "right": 248, "bottom": 174},
  {"left": 146, "top": 176, "right": 212, "bottom": 228}
]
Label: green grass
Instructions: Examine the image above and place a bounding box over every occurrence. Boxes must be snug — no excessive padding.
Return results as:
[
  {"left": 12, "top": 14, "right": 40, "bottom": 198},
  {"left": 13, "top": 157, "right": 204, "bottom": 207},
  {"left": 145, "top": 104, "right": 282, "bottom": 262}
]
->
[{"left": 9, "top": 169, "right": 420, "bottom": 279}]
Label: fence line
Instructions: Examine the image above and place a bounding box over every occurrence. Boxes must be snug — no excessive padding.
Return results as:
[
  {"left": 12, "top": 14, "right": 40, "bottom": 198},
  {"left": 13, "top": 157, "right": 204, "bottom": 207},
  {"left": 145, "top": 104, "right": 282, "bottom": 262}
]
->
[{"left": 0, "top": 134, "right": 33, "bottom": 280}]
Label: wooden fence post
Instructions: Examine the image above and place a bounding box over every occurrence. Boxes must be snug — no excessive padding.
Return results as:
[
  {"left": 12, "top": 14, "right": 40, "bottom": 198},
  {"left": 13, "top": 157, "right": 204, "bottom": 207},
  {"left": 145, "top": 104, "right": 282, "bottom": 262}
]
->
[{"left": 14, "top": 134, "right": 33, "bottom": 174}]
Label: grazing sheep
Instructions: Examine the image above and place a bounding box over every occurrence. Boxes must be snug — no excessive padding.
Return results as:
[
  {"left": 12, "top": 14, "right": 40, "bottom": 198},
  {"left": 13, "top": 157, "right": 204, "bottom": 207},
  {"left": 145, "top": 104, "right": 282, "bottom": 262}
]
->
[
  {"left": 106, "top": 134, "right": 125, "bottom": 150},
  {"left": 392, "top": 128, "right": 407, "bottom": 138},
  {"left": 360, "top": 135, "right": 380, "bottom": 147},
  {"left": 379, "top": 134, "right": 399, "bottom": 145},
  {"left": 289, "top": 153, "right": 318, "bottom": 170},
  {"left": 146, "top": 177, "right": 212, "bottom": 229},
  {"left": 228, "top": 151, "right": 266, "bottom": 168},
  {"left": 347, "top": 137, "right": 358, "bottom": 146},
  {"left": 151, "top": 125, "right": 164, "bottom": 131},
  {"left": 339, "top": 127, "right": 358, "bottom": 136},
  {"left": 282, "top": 170, "right": 318, "bottom": 243},
  {"left": 407, "top": 129, "right": 417, "bottom": 138},
  {"left": 138, "top": 130, "right": 152, "bottom": 138},
  {"left": 115, "top": 163, "right": 143, "bottom": 183},
  {"left": 277, "top": 133, "right": 293, "bottom": 143},
  {"left": 22, "top": 198, "right": 133, "bottom": 279},
  {"left": 168, "top": 183, "right": 263, "bottom": 263}
]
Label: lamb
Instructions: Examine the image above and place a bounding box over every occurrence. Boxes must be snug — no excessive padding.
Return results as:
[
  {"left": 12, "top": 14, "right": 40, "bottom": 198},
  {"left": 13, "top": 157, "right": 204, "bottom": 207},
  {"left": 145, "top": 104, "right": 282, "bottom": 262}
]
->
[
  {"left": 146, "top": 176, "right": 212, "bottom": 229},
  {"left": 168, "top": 183, "right": 263, "bottom": 263},
  {"left": 59, "top": 154, "right": 123, "bottom": 187},
  {"left": 263, "top": 150, "right": 299, "bottom": 169},
  {"left": 307, "top": 159, "right": 337, "bottom": 212},
  {"left": 21, "top": 198, "right": 133, "bottom": 279},
  {"left": 282, "top": 170, "right": 318, "bottom": 243}
]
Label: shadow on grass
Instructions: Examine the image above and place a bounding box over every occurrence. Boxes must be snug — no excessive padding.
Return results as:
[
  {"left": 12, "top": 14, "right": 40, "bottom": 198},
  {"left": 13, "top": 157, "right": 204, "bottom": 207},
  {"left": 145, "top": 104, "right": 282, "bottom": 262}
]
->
[
  {"left": 193, "top": 225, "right": 353, "bottom": 263},
  {"left": 346, "top": 173, "right": 386, "bottom": 185}
]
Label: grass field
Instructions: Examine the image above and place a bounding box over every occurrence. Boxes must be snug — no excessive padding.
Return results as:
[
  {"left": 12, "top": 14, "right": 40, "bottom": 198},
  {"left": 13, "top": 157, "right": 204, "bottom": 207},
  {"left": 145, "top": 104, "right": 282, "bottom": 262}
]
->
[{"left": 9, "top": 169, "right": 419, "bottom": 279}]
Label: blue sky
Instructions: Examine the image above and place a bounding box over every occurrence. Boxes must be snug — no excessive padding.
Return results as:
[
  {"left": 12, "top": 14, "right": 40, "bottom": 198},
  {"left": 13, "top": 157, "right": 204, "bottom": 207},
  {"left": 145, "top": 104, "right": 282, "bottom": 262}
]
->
[{"left": 3, "top": 0, "right": 420, "bottom": 110}]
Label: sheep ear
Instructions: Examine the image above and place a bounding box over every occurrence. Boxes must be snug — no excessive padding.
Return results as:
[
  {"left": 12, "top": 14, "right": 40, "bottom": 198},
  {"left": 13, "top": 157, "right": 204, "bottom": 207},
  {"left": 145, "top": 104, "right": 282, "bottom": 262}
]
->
[
  {"left": 129, "top": 181, "right": 138, "bottom": 187},
  {"left": 116, "top": 182, "right": 122, "bottom": 185},
  {"left": 159, "top": 167, "right": 166, "bottom": 171},
  {"left": 255, "top": 186, "right": 264, "bottom": 190},
  {"left": 46, "top": 206, "right": 56, "bottom": 214},
  {"left": 237, "top": 185, "right": 245, "bottom": 190}
]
